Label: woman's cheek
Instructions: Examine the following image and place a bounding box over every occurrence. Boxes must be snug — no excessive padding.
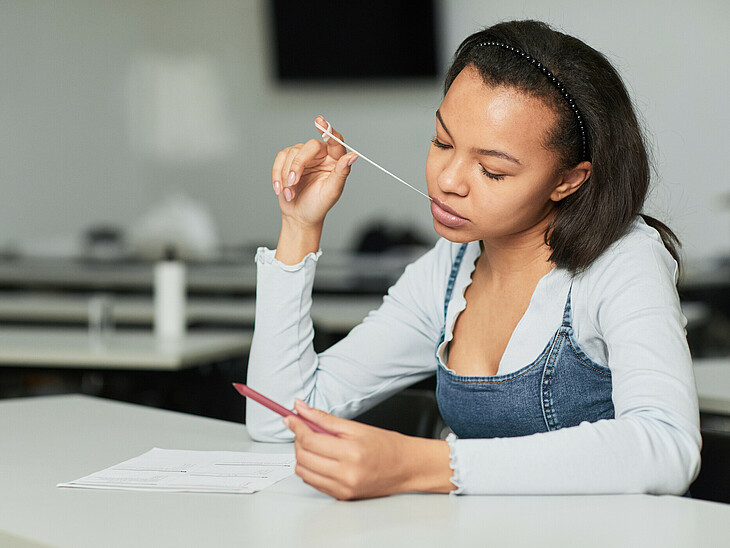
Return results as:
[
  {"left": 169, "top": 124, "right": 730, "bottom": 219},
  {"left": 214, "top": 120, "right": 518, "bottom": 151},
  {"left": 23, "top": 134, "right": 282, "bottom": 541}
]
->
[
  {"left": 425, "top": 153, "right": 449, "bottom": 195},
  {"left": 425, "top": 154, "right": 437, "bottom": 192}
]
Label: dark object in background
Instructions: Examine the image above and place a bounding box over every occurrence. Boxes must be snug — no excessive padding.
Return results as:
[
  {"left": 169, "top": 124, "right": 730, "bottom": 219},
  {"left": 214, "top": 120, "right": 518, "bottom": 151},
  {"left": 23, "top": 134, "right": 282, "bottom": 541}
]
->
[
  {"left": 355, "top": 388, "right": 444, "bottom": 438},
  {"left": 0, "top": 243, "right": 21, "bottom": 262},
  {"left": 83, "top": 225, "right": 128, "bottom": 262},
  {"left": 270, "top": 0, "right": 439, "bottom": 81},
  {"left": 354, "top": 221, "right": 431, "bottom": 254},
  {"left": 690, "top": 429, "right": 730, "bottom": 504}
]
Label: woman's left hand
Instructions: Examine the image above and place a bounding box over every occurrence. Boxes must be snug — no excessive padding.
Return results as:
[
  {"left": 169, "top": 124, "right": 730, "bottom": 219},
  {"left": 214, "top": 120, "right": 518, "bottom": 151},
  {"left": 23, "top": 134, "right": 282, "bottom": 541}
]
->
[{"left": 284, "top": 399, "right": 454, "bottom": 500}]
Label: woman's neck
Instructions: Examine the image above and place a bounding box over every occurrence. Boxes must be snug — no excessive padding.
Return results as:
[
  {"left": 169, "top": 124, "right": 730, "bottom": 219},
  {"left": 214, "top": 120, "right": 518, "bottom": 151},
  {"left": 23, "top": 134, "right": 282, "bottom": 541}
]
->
[{"left": 478, "top": 220, "right": 556, "bottom": 284}]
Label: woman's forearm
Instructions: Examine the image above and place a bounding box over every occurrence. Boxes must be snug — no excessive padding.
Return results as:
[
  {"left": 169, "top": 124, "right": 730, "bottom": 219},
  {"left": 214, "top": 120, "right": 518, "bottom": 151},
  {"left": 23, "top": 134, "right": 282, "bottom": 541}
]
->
[{"left": 246, "top": 246, "right": 321, "bottom": 441}]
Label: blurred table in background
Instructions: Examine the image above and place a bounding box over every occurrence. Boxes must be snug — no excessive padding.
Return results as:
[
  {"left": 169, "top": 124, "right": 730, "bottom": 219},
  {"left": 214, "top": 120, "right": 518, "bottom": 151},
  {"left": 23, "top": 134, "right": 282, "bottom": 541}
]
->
[
  {"left": 680, "top": 258, "right": 730, "bottom": 357},
  {"left": 694, "top": 358, "right": 730, "bottom": 416},
  {"left": 0, "top": 327, "right": 251, "bottom": 370},
  {"left": 0, "top": 249, "right": 424, "bottom": 296},
  {"left": 0, "top": 327, "right": 253, "bottom": 422},
  {"left": 690, "top": 358, "right": 730, "bottom": 504},
  {"left": 681, "top": 258, "right": 730, "bottom": 293},
  {"left": 0, "top": 292, "right": 382, "bottom": 333},
  {"left": 0, "top": 253, "right": 391, "bottom": 422}
]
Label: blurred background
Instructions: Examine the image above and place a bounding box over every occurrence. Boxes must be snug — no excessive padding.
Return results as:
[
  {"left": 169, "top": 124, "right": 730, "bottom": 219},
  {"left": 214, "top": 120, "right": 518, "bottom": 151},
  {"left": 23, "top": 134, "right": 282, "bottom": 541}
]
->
[
  {"left": 0, "top": 0, "right": 728, "bottom": 259},
  {"left": 0, "top": 0, "right": 728, "bottom": 446}
]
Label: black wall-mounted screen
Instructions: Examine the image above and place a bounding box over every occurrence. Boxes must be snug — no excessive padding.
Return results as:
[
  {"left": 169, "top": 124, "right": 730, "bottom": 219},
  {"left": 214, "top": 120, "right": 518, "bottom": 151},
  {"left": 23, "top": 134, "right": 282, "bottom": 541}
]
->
[{"left": 270, "top": 0, "right": 439, "bottom": 81}]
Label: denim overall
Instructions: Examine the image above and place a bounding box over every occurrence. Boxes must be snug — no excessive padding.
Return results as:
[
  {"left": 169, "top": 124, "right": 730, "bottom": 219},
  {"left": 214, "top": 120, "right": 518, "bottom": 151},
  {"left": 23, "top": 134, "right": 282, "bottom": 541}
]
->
[{"left": 436, "top": 243, "right": 615, "bottom": 439}]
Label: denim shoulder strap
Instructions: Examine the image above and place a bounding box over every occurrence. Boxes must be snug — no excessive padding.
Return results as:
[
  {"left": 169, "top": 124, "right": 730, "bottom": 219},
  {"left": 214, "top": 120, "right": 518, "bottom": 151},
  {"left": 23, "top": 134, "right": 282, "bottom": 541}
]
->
[{"left": 443, "top": 243, "right": 469, "bottom": 322}]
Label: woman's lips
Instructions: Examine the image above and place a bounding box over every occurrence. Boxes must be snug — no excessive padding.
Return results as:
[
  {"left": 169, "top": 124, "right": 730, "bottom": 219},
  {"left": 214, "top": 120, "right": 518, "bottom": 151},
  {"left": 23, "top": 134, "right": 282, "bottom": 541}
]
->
[{"left": 430, "top": 198, "right": 468, "bottom": 228}]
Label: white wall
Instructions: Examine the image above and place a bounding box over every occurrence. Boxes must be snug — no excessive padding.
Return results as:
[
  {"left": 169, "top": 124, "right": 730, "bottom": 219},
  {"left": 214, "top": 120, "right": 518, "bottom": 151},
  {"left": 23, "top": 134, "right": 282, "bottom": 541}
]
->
[{"left": 1, "top": 0, "right": 728, "bottom": 259}]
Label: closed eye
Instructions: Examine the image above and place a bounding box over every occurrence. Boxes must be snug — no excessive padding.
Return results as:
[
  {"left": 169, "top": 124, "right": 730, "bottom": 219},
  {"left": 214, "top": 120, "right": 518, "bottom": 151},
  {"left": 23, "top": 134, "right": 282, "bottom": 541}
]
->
[
  {"left": 431, "top": 137, "right": 451, "bottom": 149},
  {"left": 480, "top": 165, "right": 506, "bottom": 181},
  {"left": 433, "top": 137, "right": 506, "bottom": 181}
]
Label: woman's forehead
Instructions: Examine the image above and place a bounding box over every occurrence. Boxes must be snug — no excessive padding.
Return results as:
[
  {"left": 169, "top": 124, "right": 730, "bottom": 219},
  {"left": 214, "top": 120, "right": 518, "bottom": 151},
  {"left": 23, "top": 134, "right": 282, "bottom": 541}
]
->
[{"left": 439, "top": 66, "right": 558, "bottom": 150}]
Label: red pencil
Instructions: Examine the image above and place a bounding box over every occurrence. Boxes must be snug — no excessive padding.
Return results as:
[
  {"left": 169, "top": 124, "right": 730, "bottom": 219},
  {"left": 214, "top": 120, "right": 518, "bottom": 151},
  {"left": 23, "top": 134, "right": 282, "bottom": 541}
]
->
[{"left": 233, "top": 383, "right": 334, "bottom": 436}]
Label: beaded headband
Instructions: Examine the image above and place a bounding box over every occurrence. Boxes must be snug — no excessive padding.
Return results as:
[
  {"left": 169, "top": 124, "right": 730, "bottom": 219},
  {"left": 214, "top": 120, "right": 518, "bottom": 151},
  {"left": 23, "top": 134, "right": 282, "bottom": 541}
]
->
[{"left": 477, "top": 40, "right": 588, "bottom": 161}]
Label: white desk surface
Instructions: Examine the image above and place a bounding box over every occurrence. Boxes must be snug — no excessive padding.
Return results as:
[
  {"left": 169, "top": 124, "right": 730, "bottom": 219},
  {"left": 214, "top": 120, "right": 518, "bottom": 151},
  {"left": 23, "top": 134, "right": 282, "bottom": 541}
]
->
[
  {"left": 0, "top": 327, "right": 252, "bottom": 370},
  {"left": 1, "top": 395, "right": 728, "bottom": 548},
  {"left": 0, "top": 292, "right": 382, "bottom": 333},
  {"left": 694, "top": 358, "right": 730, "bottom": 414}
]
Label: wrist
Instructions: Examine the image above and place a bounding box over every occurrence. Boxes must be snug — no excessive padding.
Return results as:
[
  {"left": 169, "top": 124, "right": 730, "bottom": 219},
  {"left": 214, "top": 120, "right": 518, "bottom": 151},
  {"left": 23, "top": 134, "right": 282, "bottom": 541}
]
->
[
  {"left": 275, "top": 217, "right": 323, "bottom": 265},
  {"left": 397, "top": 436, "right": 456, "bottom": 494}
]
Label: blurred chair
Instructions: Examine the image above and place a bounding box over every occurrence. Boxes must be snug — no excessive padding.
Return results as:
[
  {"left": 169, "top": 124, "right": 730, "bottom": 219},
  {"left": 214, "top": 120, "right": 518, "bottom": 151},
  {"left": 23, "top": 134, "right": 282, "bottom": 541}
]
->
[
  {"left": 355, "top": 388, "right": 444, "bottom": 439},
  {"left": 690, "top": 429, "right": 730, "bottom": 504}
]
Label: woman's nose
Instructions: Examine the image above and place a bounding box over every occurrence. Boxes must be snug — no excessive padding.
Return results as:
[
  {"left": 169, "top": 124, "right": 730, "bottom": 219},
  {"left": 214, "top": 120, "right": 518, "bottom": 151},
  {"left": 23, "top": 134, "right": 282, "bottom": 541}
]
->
[{"left": 437, "top": 156, "right": 469, "bottom": 196}]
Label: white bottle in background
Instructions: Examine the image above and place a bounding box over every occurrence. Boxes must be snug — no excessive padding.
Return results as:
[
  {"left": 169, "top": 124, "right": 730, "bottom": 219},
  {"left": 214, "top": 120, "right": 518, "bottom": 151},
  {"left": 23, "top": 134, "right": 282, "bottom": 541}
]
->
[{"left": 154, "top": 246, "right": 186, "bottom": 340}]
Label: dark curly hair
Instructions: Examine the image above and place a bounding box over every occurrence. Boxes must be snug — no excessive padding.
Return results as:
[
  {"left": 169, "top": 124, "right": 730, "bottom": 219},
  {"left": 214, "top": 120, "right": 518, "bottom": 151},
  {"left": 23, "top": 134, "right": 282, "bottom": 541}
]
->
[{"left": 445, "top": 20, "right": 679, "bottom": 274}]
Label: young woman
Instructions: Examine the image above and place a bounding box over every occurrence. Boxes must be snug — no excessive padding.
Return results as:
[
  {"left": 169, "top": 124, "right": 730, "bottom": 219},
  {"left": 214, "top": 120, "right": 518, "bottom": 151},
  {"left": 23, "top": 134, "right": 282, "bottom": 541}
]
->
[{"left": 246, "top": 20, "right": 700, "bottom": 500}]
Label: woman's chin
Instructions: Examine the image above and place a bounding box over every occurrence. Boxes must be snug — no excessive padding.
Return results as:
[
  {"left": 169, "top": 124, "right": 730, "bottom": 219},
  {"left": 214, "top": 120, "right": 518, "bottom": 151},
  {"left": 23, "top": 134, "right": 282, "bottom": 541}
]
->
[{"left": 432, "top": 220, "right": 475, "bottom": 243}]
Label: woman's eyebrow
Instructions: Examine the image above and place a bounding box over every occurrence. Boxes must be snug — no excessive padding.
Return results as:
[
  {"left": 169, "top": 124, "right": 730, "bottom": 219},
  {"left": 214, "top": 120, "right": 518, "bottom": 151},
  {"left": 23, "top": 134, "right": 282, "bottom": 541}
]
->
[
  {"left": 435, "top": 109, "right": 453, "bottom": 139},
  {"left": 435, "top": 109, "right": 522, "bottom": 166}
]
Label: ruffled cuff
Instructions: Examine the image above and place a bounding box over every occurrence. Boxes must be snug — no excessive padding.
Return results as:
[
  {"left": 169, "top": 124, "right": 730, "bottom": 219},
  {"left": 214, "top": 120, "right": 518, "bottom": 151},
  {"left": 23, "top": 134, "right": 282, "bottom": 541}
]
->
[
  {"left": 254, "top": 246, "right": 322, "bottom": 271},
  {"left": 445, "top": 433, "right": 464, "bottom": 495}
]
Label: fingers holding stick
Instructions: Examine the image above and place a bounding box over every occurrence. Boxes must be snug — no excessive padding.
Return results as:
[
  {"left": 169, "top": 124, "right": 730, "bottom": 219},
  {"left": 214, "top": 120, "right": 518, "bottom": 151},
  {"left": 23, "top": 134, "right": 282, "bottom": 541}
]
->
[{"left": 315, "top": 116, "right": 347, "bottom": 160}]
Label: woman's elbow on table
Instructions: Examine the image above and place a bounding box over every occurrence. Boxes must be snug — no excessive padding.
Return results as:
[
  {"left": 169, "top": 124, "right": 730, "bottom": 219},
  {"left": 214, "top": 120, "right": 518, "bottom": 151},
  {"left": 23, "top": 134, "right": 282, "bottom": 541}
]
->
[
  {"left": 667, "top": 429, "right": 702, "bottom": 495},
  {"left": 635, "top": 418, "right": 701, "bottom": 495},
  {"left": 245, "top": 406, "right": 295, "bottom": 443}
]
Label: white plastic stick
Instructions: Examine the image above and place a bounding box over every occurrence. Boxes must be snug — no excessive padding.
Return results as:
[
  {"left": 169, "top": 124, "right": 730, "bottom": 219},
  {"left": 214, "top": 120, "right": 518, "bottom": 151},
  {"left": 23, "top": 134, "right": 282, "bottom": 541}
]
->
[{"left": 315, "top": 121, "right": 432, "bottom": 202}]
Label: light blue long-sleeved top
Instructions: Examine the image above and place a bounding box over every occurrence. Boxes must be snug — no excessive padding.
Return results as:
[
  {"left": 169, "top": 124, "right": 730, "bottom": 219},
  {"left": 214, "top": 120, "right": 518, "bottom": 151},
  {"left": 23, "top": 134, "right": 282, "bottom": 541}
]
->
[{"left": 246, "top": 218, "right": 701, "bottom": 495}]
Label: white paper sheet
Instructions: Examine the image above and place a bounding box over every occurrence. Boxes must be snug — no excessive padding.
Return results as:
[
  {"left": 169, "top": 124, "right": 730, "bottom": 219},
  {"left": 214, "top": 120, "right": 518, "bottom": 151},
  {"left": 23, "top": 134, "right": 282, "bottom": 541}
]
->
[{"left": 57, "top": 448, "right": 295, "bottom": 494}]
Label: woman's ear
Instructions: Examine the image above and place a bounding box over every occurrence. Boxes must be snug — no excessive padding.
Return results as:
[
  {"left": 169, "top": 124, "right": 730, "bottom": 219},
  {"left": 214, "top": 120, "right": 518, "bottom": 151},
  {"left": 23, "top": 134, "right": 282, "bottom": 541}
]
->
[{"left": 551, "top": 161, "right": 591, "bottom": 202}]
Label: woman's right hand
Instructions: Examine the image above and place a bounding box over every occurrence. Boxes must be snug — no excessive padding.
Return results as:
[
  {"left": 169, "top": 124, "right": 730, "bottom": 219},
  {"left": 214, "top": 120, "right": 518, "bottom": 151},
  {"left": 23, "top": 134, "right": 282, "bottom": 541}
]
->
[{"left": 272, "top": 116, "right": 358, "bottom": 230}]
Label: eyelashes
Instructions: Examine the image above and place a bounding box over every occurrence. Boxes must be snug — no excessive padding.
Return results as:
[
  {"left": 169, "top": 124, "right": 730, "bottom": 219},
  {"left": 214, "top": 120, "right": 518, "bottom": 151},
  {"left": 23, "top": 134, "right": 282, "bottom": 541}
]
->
[
  {"left": 430, "top": 137, "right": 451, "bottom": 150},
  {"left": 478, "top": 165, "right": 505, "bottom": 181},
  {"left": 430, "top": 137, "right": 506, "bottom": 181}
]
